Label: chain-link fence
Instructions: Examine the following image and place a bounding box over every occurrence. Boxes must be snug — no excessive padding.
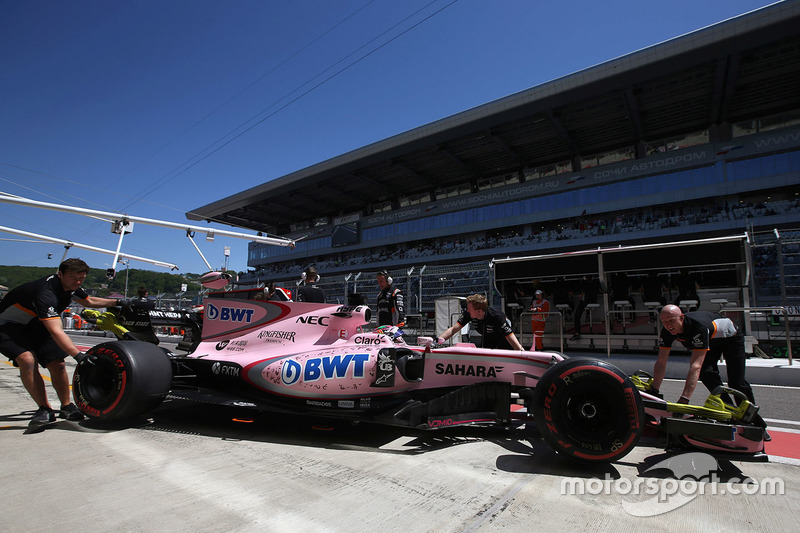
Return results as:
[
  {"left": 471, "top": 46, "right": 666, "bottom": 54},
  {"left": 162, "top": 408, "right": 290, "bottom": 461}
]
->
[
  {"left": 153, "top": 292, "right": 206, "bottom": 310},
  {"left": 237, "top": 261, "right": 492, "bottom": 313},
  {"left": 232, "top": 261, "right": 493, "bottom": 335},
  {"left": 750, "top": 228, "right": 800, "bottom": 307}
]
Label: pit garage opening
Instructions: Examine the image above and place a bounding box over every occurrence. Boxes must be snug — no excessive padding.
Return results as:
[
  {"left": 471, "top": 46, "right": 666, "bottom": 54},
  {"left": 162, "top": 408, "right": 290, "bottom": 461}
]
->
[{"left": 494, "top": 234, "right": 753, "bottom": 353}]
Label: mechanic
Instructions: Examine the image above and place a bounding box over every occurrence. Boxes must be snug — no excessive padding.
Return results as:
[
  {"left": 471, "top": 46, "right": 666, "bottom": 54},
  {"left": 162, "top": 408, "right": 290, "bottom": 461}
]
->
[
  {"left": 262, "top": 282, "right": 292, "bottom": 301},
  {"left": 133, "top": 286, "right": 156, "bottom": 309},
  {"left": 0, "top": 258, "right": 124, "bottom": 426},
  {"left": 376, "top": 270, "right": 404, "bottom": 327},
  {"left": 529, "top": 289, "right": 549, "bottom": 350},
  {"left": 570, "top": 275, "right": 600, "bottom": 341},
  {"left": 295, "top": 266, "right": 326, "bottom": 303},
  {"left": 651, "top": 304, "right": 770, "bottom": 440},
  {"left": 438, "top": 294, "right": 524, "bottom": 350}
]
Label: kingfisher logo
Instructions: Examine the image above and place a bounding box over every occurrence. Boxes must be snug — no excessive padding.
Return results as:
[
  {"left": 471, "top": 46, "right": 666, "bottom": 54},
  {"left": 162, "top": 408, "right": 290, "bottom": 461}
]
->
[
  {"left": 281, "top": 353, "right": 370, "bottom": 385},
  {"left": 206, "top": 303, "right": 255, "bottom": 323}
]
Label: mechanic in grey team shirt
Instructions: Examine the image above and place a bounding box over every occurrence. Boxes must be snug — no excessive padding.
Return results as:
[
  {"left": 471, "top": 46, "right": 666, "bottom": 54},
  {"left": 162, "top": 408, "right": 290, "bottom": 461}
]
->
[
  {"left": 651, "top": 304, "right": 769, "bottom": 440},
  {"left": 0, "top": 258, "right": 122, "bottom": 426}
]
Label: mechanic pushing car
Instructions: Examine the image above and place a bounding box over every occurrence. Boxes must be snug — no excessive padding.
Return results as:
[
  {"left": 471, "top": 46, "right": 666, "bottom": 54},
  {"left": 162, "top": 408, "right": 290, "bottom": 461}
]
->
[
  {"left": 651, "top": 304, "right": 770, "bottom": 440},
  {"left": 438, "top": 294, "right": 524, "bottom": 350},
  {"left": 0, "top": 258, "right": 123, "bottom": 425}
]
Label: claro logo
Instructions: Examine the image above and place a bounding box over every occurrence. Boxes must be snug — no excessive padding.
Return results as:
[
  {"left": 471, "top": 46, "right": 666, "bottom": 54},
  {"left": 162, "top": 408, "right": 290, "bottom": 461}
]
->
[
  {"left": 206, "top": 303, "right": 255, "bottom": 323},
  {"left": 354, "top": 336, "right": 383, "bottom": 345}
]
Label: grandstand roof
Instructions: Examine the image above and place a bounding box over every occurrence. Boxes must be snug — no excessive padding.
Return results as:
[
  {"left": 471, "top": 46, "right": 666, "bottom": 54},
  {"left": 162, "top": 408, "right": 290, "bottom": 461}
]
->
[{"left": 188, "top": 1, "right": 800, "bottom": 234}]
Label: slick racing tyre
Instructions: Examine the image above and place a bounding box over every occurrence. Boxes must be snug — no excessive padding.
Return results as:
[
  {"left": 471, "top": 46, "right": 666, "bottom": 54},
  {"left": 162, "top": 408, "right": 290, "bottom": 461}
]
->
[
  {"left": 73, "top": 341, "right": 172, "bottom": 421},
  {"left": 533, "top": 358, "right": 644, "bottom": 463}
]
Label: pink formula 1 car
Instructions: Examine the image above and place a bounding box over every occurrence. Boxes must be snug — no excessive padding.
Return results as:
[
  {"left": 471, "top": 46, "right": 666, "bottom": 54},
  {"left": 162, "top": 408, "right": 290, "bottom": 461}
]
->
[{"left": 74, "top": 290, "right": 766, "bottom": 463}]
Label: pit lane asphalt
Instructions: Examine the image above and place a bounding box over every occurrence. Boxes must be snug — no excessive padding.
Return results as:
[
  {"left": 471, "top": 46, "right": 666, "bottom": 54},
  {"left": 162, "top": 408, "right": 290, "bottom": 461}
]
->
[{"left": 2, "top": 334, "right": 798, "bottom": 532}]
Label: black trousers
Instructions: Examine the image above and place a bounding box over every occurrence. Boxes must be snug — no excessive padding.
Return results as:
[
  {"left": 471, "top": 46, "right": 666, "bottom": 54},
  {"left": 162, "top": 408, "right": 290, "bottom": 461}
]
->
[
  {"left": 573, "top": 300, "right": 587, "bottom": 332},
  {"left": 699, "top": 335, "right": 754, "bottom": 402},
  {"left": 699, "top": 335, "right": 766, "bottom": 427}
]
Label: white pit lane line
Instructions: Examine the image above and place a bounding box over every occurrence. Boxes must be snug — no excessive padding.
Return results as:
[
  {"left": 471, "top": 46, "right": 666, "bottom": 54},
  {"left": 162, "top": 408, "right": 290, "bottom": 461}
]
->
[{"left": 763, "top": 418, "right": 800, "bottom": 428}]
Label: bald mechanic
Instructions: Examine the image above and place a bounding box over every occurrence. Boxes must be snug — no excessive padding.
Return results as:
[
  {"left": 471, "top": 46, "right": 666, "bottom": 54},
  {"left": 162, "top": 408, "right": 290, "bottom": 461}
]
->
[
  {"left": 652, "top": 304, "right": 769, "bottom": 440},
  {"left": 0, "top": 258, "right": 121, "bottom": 426}
]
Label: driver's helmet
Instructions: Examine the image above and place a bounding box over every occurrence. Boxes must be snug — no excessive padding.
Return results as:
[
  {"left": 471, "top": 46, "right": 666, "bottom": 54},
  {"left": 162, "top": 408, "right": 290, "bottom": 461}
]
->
[{"left": 374, "top": 325, "right": 405, "bottom": 343}]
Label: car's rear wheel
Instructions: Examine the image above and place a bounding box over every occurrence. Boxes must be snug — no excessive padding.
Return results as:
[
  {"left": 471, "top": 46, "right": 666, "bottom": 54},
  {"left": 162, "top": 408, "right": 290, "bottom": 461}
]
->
[
  {"left": 72, "top": 341, "right": 172, "bottom": 421},
  {"left": 533, "top": 358, "right": 644, "bottom": 463}
]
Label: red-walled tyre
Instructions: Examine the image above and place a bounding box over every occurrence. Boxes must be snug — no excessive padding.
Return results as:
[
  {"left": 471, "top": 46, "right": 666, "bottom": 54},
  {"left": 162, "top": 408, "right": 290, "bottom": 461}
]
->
[
  {"left": 533, "top": 358, "right": 644, "bottom": 463},
  {"left": 72, "top": 341, "right": 172, "bottom": 421}
]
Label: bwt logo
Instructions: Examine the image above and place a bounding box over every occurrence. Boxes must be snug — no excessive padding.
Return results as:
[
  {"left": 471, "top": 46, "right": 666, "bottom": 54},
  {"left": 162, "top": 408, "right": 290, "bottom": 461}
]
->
[
  {"left": 206, "top": 303, "right": 255, "bottom": 323},
  {"left": 281, "top": 353, "right": 369, "bottom": 385}
]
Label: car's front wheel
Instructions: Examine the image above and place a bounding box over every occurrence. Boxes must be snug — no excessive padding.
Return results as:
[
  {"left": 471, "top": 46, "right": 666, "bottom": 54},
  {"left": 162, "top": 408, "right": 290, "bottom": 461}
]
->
[{"left": 533, "top": 358, "right": 644, "bottom": 463}]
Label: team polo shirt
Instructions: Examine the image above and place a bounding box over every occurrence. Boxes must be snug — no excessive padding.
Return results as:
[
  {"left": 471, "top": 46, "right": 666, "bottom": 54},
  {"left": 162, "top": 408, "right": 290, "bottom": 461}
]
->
[
  {"left": 659, "top": 311, "right": 739, "bottom": 351},
  {"left": 0, "top": 275, "right": 88, "bottom": 327},
  {"left": 456, "top": 306, "right": 514, "bottom": 349},
  {"left": 296, "top": 282, "right": 326, "bottom": 303},
  {"left": 377, "top": 286, "right": 405, "bottom": 327}
]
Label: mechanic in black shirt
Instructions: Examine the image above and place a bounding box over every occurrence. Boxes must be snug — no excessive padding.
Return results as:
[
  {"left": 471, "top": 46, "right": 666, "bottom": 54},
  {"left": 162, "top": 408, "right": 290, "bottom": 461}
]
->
[
  {"left": 376, "top": 270, "right": 405, "bottom": 327},
  {"left": 437, "top": 294, "right": 524, "bottom": 350},
  {"left": 0, "top": 258, "right": 122, "bottom": 425},
  {"left": 265, "top": 282, "right": 292, "bottom": 301},
  {"left": 652, "top": 304, "right": 769, "bottom": 440},
  {"left": 296, "top": 266, "right": 326, "bottom": 303},
  {"left": 133, "top": 286, "right": 156, "bottom": 309}
]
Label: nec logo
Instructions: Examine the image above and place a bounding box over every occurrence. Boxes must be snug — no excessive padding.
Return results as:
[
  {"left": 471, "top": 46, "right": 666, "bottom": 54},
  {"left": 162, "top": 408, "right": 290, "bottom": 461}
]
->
[
  {"left": 206, "top": 303, "right": 255, "bottom": 323},
  {"left": 295, "top": 315, "right": 330, "bottom": 326}
]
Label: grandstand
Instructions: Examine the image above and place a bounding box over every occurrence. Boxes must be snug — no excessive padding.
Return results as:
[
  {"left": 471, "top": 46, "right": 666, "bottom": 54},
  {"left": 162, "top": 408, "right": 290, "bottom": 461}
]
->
[{"left": 189, "top": 2, "right": 800, "bottom": 355}]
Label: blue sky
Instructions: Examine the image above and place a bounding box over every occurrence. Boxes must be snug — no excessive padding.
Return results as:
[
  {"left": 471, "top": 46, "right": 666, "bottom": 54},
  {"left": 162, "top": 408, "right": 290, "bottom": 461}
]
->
[{"left": 0, "top": 0, "right": 779, "bottom": 276}]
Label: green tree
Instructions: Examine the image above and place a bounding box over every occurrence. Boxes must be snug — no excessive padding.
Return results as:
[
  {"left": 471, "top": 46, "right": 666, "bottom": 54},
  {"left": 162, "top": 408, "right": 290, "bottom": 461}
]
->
[{"left": 0, "top": 264, "right": 200, "bottom": 297}]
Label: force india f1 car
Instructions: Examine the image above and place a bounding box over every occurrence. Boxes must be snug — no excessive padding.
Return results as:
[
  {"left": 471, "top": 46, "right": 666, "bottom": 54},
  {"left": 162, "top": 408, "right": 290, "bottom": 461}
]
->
[{"left": 74, "top": 288, "right": 767, "bottom": 463}]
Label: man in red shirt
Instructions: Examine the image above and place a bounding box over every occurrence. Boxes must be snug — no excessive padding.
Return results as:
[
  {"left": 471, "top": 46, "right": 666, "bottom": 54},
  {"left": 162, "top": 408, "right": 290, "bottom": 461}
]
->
[{"left": 529, "top": 290, "right": 550, "bottom": 350}]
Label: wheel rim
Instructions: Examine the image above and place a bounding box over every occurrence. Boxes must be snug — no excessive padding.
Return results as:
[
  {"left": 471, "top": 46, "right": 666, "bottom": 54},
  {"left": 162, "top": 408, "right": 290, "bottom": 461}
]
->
[
  {"left": 562, "top": 382, "right": 624, "bottom": 441},
  {"left": 77, "top": 358, "right": 121, "bottom": 409}
]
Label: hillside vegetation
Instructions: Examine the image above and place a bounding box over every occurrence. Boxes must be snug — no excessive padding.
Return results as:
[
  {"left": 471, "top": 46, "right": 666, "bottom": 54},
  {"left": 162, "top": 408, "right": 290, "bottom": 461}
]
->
[{"left": 0, "top": 264, "right": 201, "bottom": 296}]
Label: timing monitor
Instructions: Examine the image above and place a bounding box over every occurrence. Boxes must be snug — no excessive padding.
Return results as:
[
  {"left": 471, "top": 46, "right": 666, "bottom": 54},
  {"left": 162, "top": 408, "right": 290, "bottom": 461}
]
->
[{"left": 331, "top": 221, "right": 359, "bottom": 247}]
